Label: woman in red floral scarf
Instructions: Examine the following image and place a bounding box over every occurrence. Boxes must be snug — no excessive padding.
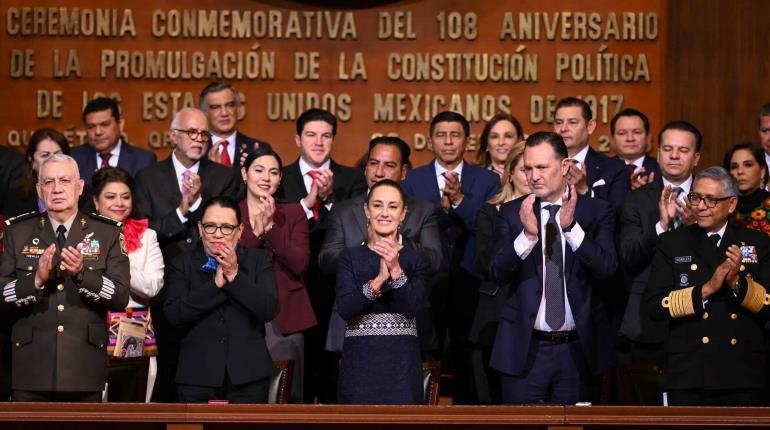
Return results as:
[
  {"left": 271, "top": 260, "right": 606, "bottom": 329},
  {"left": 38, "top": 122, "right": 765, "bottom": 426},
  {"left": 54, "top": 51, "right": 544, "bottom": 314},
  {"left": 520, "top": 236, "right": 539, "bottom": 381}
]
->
[
  {"left": 92, "top": 167, "right": 164, "bottom": 402},
  {"left": 723, "top": 142, "right": 770, "bottom": 236}
]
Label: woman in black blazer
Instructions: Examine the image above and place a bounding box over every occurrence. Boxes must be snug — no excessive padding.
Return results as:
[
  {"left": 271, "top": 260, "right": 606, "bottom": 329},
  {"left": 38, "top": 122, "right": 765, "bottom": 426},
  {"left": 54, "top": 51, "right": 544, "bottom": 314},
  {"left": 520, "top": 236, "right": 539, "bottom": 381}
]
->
[{"left": 164, "top": 196, "right": 279, "bottom": 403}]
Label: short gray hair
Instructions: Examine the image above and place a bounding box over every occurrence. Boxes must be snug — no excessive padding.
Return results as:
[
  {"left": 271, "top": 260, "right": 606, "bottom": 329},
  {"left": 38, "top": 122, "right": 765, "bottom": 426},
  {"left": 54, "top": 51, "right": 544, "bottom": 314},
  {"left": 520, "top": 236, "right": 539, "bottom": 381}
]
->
[
  {"left": 694, "top": 166, "right": 739, "bottom": 197},
  {"left": 38, "top": 153, "right": 80, "bottom": 180},
  {"left": 170, "top": 108, "right": 206, "bottom": 130},
  {"left": 199, "top": 82, "right": 241, "bottom": 111}
]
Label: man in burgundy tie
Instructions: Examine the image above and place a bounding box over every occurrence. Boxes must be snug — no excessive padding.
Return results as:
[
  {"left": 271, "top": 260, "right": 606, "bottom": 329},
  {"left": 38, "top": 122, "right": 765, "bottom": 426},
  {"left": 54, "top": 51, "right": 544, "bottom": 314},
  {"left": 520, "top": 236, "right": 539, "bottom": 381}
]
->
[
  {"left": 276, "top": 108, "right": 367, "bottom": 403},
  {"left": 199, "top": 82, "right": 265, "bottom": 170},
  {"left": 72, "top": 97, "right": 156, "bottom": 187}
]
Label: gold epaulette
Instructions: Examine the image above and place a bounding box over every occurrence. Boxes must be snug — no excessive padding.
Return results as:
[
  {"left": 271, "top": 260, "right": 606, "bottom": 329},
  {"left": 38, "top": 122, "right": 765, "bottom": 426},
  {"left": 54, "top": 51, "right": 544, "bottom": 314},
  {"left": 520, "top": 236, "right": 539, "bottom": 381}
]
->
[
  {"left": 87, "top": 213, "right": 122, "bottom": 227},
  {"left": 3, "top": 211, "right": 38, "bottom": 226},
  {"left": 662, "top": 287, "right": 695, "bottom": 318},
  {"left": 741, "top": 274, "right": 770, "bottom": 314}
]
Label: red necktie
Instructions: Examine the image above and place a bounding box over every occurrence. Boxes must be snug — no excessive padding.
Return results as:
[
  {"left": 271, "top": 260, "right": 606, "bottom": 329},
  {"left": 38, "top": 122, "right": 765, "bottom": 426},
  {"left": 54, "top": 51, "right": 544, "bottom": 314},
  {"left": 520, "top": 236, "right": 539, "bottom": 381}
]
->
[
  {"left": 626, "top": 163, "right": 636, "bottom": 178},
  {"left": 218, "top": 140, "right": 232, "bottom": 167},
  {"left": 307, "top": 170, "right": 321, "bottom": 220},
  {"left": 99, "top": 153, "right": 112, "bottom": 169}
]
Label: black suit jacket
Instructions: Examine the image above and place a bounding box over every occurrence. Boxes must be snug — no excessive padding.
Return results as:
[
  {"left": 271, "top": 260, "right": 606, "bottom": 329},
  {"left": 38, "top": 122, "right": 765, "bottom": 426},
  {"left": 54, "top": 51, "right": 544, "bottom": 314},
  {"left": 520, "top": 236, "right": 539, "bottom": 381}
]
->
[
  {"left": 133, "top": 156, "right": 239, "bottom": 259},
  {"left": 0, "top": 147, "right": 25, "bottom": 217},
  {"left": 277, "top": 159, "right": 367, "bottom": 235},
  {"left": 164, "top": 245, "right": 279, "bottom": 387},
  {"left": 71, "top": 141, "right": 157, "bottom": 185},
  {"left": 584, "top": 148, "right": 630, "bottom": 216},
  {"left": 618, "top": 179, "right": 668, "bottom": 343},
  {"left": 643, "top": 224, "right": 770, "bottom": 390},
  {"left": 206, "top": 131, "right": 266, "bottom": 169}
]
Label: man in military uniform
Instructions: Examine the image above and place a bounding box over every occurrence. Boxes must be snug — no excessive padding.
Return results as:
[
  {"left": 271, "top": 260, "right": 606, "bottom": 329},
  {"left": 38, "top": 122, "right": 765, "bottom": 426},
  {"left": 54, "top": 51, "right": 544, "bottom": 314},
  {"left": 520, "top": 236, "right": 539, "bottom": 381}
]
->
[
  {"left": 0, "top": 154, "right": 129, "bottom": 402},
  {"left": 643, "top": 166, "right": 770, "bottom": 406}
]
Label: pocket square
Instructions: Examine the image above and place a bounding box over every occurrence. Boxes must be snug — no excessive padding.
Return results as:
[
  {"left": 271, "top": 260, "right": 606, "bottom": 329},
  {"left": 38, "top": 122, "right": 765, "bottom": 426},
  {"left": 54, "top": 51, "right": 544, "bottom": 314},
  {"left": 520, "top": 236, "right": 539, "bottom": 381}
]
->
[{"left": 592, "top": 179, "right": 606, "bottom": 187}]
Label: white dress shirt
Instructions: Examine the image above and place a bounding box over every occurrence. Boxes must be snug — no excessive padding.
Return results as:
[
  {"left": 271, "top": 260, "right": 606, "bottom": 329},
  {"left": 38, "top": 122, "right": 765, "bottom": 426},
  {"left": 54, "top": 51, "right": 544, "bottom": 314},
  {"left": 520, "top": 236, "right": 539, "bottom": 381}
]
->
[
  {"left": 171, "top": 151, "right": 202, "bottom": 223},
  {"left": 434, "top": 159, "right": 464, "bottom": 208},
  {"left": 626, "top": 155, "right": 646, "bottom": 172},
  {"left": 298, "top": 157, "right": 333, "bottom": 219},
  {"left": 512, "top": 199, "right": 586, "bottom": 331},
  {"left": 211, "top": 132, "right": 236, "bottom": 163},
  {"left": 654, "top": 175, "right": 693, "bottom": 235},
  {"left": 94, "top": 140, "right": 122, "bottom": 168}
]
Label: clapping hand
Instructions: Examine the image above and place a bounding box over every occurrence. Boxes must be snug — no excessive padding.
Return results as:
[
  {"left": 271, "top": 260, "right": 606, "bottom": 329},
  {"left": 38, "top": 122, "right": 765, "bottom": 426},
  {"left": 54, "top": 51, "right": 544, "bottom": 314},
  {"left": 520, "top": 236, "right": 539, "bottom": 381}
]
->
[{"left": 214, "top": 244, "right": 239, "bottom": 288}]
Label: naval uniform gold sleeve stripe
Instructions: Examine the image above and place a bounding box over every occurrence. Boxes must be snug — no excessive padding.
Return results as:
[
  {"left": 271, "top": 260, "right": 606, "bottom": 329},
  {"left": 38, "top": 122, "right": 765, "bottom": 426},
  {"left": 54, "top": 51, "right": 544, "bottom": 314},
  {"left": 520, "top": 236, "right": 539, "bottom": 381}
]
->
[
  {"left": 3, "top": 281, "right": 17, "bottom": 303},
  {"left": 741, "top": 274, "right": 767, "bottom": 314},
  {"left": 667, "top": 287, "right": 695, "bottom": 318}
]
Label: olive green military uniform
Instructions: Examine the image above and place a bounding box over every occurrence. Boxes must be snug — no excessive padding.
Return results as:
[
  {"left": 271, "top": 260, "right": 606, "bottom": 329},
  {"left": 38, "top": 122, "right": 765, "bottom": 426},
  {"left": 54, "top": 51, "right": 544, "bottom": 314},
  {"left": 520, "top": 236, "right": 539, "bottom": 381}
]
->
[{"left": 0, "top": 211, "right": 129, "bottom": 393}]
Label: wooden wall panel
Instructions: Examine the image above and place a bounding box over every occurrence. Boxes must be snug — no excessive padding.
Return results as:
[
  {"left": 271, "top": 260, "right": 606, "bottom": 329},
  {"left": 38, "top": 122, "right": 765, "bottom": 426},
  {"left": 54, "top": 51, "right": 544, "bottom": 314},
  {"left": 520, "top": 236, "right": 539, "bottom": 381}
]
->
[{"left": 665, "top": 0, "right": 770, "bottom": 169}]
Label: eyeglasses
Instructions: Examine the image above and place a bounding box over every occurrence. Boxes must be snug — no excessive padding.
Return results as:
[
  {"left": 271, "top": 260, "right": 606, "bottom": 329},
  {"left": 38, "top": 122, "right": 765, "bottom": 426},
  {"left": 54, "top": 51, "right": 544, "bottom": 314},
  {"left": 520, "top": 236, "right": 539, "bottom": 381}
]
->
[
  {"left": 200, "top": 223, "right": 237, "bottom": 235},
  {"left": 174, "top": 128, "right": 211, "bottom": 141},
  {"left": 687, "top": 192, "right": 733, "bottom": 208}
]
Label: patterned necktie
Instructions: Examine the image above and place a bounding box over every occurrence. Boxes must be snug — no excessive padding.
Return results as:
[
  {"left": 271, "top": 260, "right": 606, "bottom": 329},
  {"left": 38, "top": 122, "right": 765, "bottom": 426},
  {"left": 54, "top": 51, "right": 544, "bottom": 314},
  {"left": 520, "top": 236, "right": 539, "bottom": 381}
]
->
[
  {"left": 217, "top": 140, "right": 232, "bottom": 167},
  {"left": 544, "top": 204, "right": 565, "bottom": 331},
  {"left": 671, "top": 187, "right": 685, "bottom": 230},
  {"left": 307, "top": 170, "right": 322, "bottom": 220},
  {"left": 56, "top": 225, "right": 66, "bottom": 250},
  {"left": 99, "top": 153, "right": 112, "bottom": 169}
]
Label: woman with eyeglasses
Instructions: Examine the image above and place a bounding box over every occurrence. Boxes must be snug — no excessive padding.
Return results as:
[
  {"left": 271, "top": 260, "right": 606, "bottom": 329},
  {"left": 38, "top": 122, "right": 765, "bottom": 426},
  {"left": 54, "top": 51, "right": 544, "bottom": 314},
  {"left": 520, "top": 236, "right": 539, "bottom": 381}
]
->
[
  {"left": 92, "top": 167, "right": 164, "bottom": 402},
  {"left": 476, "top": 114, "right": 525, "bottom": 179},
  {"left": 723, "top": 142, "right": 770, "bottom": 236},
  {"left": 164, "top": 196, "right": 278, "bottom": 403},
  {"left": 239, "top": 146, "right": 316, "bottom": 403},
  {"left": 336, "top": 180, "right": 430, "bottom": 405}
]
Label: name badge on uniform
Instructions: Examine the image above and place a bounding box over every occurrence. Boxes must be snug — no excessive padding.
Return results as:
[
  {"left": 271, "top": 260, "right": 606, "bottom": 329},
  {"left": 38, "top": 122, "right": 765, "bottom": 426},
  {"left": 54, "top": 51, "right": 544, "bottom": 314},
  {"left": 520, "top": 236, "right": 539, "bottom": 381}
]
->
[
  {"left": 675, "top": 255, "right": 692, "bottom": 263},
  {"left": 679, "top": 273, "right": 689, "bottom": 287},
  {"left": 741, "top": 245, "right": 758, "bottom": 264},
  {"left": 80, "top": 233, "right": 101, "bottom": 260}
]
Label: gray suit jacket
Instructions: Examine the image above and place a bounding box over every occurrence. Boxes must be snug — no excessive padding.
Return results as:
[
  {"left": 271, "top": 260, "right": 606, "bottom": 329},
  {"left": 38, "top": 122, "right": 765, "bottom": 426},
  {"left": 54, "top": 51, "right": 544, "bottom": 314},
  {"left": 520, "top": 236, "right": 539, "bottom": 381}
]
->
[{"left": 318, "top": 193, "right": 443, "bottom": 276}]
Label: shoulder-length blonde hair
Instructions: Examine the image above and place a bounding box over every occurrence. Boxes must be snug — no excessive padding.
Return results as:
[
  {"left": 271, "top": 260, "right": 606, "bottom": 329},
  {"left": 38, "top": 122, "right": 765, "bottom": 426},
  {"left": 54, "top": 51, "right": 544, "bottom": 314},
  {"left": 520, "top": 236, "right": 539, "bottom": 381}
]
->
[{"left": 487, "top": 140, "right": 526, "bottom": 205}]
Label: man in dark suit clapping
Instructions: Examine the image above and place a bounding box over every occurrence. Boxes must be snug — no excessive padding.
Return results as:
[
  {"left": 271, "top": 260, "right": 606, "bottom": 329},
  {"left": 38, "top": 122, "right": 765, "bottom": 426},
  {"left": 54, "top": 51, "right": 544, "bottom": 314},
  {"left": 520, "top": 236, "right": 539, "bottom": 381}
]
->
[
  {"left": 401, "top": 111, "right": 501, "bottom": 403},
  {"left": 490, "top": 131, "right": 618, "bottom": 404}
]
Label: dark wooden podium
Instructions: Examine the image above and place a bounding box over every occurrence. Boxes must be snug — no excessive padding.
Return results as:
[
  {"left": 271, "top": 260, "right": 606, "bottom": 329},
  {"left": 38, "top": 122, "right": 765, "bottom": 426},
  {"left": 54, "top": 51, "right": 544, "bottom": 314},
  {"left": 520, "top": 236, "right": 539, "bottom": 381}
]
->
[{"left": 1, "top": 404, "right": 770, "bottom": 429}]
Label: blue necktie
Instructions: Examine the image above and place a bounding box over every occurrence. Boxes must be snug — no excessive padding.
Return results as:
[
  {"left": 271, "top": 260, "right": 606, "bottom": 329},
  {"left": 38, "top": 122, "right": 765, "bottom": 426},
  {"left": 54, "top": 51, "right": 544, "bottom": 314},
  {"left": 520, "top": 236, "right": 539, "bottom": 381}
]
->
[{"left": 544, "top": 205, "right": 565, "bottom": 331}]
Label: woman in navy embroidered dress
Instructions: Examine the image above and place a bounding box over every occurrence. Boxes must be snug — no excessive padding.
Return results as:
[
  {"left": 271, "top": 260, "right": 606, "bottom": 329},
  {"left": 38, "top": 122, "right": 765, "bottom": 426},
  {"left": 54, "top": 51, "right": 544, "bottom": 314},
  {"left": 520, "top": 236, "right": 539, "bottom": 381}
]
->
[{"left": 336, "top": 179, "right": 430, "bottom": 405}]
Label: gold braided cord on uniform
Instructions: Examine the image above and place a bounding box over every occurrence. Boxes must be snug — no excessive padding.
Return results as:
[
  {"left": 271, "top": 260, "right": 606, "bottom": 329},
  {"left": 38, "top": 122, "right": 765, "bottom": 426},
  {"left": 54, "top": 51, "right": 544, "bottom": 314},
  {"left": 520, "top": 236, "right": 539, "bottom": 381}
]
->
[
  {"left": 662, "top": 287, "right": 695, "bottom": 318},
  {"left": 741, "top": 274, "right": 767, "bottom": 314}
]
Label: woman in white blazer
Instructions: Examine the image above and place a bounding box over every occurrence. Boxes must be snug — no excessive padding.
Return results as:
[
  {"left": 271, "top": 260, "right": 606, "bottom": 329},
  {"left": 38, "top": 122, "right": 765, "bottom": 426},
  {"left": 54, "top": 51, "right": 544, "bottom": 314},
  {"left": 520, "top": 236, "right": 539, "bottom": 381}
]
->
[{"left": 92, "top": 167, "right": 164, "bottom": 402}]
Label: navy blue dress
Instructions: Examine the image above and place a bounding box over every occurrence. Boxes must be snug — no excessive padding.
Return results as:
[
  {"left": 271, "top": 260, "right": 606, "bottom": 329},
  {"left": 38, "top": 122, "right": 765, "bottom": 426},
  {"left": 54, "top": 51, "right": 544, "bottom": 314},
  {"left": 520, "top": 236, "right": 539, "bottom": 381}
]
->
[{"left": 336, "top": 242, "right": 430, "bottom": 405}]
